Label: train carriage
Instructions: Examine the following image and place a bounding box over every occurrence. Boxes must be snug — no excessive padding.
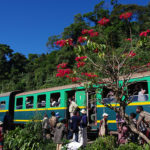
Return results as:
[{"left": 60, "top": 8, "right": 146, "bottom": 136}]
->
[
  {"left": 1, "top": 71, "right": 150, "bottom": 134},
  {"left": 0, "top": 91, "right": 20, "bottom": 124},
  {"left": 97, "top": 71, "right": 150, "bottom": 131},
  {"left": 14, "top": 84, "right": 87, "bottom": 124}
]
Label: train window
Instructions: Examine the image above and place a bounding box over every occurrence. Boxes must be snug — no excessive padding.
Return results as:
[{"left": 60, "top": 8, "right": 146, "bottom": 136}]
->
[
  {"left": 128, "top": 81, "right": 148, "bottom": 102},
  {"left": 37, "top": 95, "right": 46, "bottom": 108},
  {"left": 26, "top": 96, "right": 34, "bottom": 109},
  {"left": 50, "top": 93, "right": 60, "bottom": 107},
  {"left": 102, "top": 88, "right": 116, "bottom": 104},
  {"left": 16, "top": 98, "right": 23, "bottom": 109},
  {"left": 0, "top": 101, "right": 6, "bottom": 110}
]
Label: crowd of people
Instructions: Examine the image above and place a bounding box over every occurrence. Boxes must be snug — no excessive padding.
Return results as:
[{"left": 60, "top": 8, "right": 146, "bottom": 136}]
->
[
  {"left": 40, "top": 93, "right": 150, "bottom": 149},
  {"left": 42, "top": 96, "right": 88, "bottom": 150},
  {"left": 100, "top": 106, "right": 150, "bottom": 145},
  {"left": 1, "top": 95, "right": 150, "bottom": 150}
]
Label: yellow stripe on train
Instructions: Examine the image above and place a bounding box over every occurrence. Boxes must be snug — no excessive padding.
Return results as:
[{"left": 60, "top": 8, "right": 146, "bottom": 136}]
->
[
  {"left": 97, "top": 120, "right": 116, "bottom": 123},
  {"left": 0, "top": 110, "right": 8, "bottom": 113},
  {"left": 14, "top": 107, "right": 67, "bottom": 112},
  {"left": 97, "top": 101, "right": 150, "bottom": 108},
  {"left": 14, "top": 120, "right": 42, "bottom": 122}
]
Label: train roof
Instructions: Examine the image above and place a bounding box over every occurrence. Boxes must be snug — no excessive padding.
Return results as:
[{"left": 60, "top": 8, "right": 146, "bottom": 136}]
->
[
  {"left": 0, "top": 91, "right": 21, "bottom": 98},
  {"left": 0, "top": 92, "right": 12, "bottom": 97},
  {"left": 16, "top": 83, "right": 85, "bottom": 96},
  {"left": 16, "top": 71, "right": 150, "bottom": 97}
]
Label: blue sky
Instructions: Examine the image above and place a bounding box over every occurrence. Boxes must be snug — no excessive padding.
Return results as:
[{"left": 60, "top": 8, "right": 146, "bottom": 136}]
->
[{"left": 0, "top": 0, "right": 149, "bottom": 56}]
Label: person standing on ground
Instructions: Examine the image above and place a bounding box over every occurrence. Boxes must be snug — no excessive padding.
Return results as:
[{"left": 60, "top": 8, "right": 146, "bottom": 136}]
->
[
  {"left": 42, "top": 113, "right": 50, "bottom": 141},
  {"left": 54, "top": 118, "right": 67, "bottom": 150},
  {"left": 80, "top": 109, "right": 88, "bottom": 147},
  {"left": 49, "top": 111, "right": 57, "bottom": 138},
  {"left": 136, "top": 106, "right": 150, "bottom": 140},
  {"left": 0, "top": 121, "right": 3, "bottom": 150},
  {"left": 99, "top": 113, "right": 109, "bottom": 136},
  {"left": 70, "top": 111, "right": 81, "bottom": 142},
  {"left": 69, "top": 97, "right": 78, "bottom": 117}
]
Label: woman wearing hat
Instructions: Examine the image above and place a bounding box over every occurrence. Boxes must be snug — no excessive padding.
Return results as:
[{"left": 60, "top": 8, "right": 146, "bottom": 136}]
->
[{"left": 99, "top": 113, "right": 109, "bottom": 136}]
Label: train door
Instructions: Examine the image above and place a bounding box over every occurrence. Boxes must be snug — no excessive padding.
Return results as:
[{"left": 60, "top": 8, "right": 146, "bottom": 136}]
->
[
  {"left": 88, "top": 90, "right": 97, "bottom": 126},
  {"left": 75, "top": 90, "right": 86, "bottom": 108}
]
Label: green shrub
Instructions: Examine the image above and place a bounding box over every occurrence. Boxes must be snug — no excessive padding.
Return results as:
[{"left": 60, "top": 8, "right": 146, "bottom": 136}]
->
[
  {"left": 82, "top": 136, "right": 116, "bottom": 150},
  {"left": 117, "top": 143, "right": 150, "bottom": 150},
  {"left": 117, "top": 143, "right": 143, "bottom": 150},
  {"left": 3, "top": 113, "right": 56, "bottom": 150}
]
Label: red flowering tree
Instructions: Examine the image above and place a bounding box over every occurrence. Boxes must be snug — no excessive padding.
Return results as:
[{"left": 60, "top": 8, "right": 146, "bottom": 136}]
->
[{"left": 56, "top": 12, "right": 150, "bottom": 143}]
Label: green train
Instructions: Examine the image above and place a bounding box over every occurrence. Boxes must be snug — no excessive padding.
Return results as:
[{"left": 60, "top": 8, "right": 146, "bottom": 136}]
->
[{"left": 0, "top": 71, "right": 150, "bottom": 132}]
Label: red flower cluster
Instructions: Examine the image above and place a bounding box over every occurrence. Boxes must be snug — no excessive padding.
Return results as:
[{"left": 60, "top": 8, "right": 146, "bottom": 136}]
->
[
  {"left": 119, "top": 12, "right": 133, "bottom": 19},
  {"left": 98, "top": 17, "right": 110, "bottom": 26},
  {"left": 89, "top": 32, "right": 99, "bottom": 37},
  {"left": 57, "top": 63, "right": 68, "bottom": 69},
  {"left": 125, "top": 38, "right": 132, "bottom": 41},
  {"left": 66, "top": 75, "right": 80, "bottom": 82},
  {"left": 147, "top": 62, "right": 150, "bottom": 66},
  {"left": 55, "top": 38, "right": 73, "bottom": 47},
  {"left": 66, "top": 38, "right": 73, "bottom": 46},
  {"left": 82, "top": 29, "right": 93, "bottom": 34},
  {"left": 81, "top": 72, "right": 98, "bottom": 78},
  {"left": 71, "top": 77, "right": 80, "bottom": 82},
  {"left": 77, "top": 36, "right": 87, "bottom": 43},
  {"left": 139, "top": 29, "right": 150, "bottom": 37},
  {"left": 55, "top": 40, "right": 66, "bottom": 47},
  {"left": 77, "top": 62, "right": 85, "bottom": 68},
  {"left": 75, "top": 56, "right": 87, "bottom": 62},
  {"left": 82, "top": 29, "right": 99, "bottom": 37},
  {"left": 56, "top": 69, "right": 72, "bottom": 77},
  {"left": 128, "top": 51, "right": 136, "bottom": 57}
]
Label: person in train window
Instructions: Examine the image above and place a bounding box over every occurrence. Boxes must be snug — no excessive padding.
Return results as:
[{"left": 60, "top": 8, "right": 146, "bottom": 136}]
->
[
  {"left": 26, "top": 98, "right": 30, "bottom": 108},
  {"left": 106, "top": 91, "right": 115, "bottom": 103},
  {"left": 51, "top": 98, "right": 57, "bottom": 107},
  {"left": 55, "top": 97, "right": 60, "bottom": 107},
  {"left": 138, "top": 88, "right": 146, "bottom": 101},
  {"left": 41, "top": 101, "right": 46, "bottom": 107}
]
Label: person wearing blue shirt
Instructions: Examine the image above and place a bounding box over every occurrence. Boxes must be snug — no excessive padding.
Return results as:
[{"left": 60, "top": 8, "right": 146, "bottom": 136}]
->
[
  {"left": 80, "top": 109, "right": 87, "bottom": 147},
  {"left": 70, "top": 111, "right": 81, "bottom": 142}
]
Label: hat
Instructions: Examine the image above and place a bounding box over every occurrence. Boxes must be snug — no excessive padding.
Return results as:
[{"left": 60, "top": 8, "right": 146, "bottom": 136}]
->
[
  {"left": 56, "top": 112, "right": 60, "bottom": 117},
  {"left": 0, "top": 121, "right": 3, "bottom": 125},
  {"left": 102, "top": 113, "right": 108, "bottom": 117},
  {"left": 80, "top": 109, "right": 86, "bottom": 114}
]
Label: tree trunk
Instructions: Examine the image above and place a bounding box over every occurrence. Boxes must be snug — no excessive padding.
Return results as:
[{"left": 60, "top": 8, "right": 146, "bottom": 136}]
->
[
  {"left": 129, "top": 122, "right": 150, "bottom": 144},
  {"left": 119, "top": 105, "right": 150, "bottom": 144}
]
